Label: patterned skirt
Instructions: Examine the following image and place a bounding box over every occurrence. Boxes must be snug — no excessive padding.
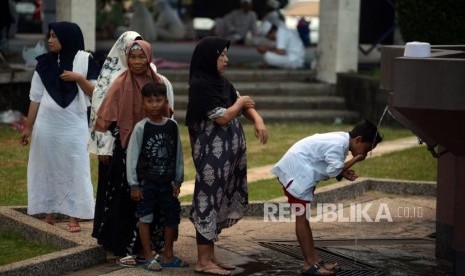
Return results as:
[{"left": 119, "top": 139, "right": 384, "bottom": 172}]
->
[{"left": 189, "top": 118, "right": 248, "bottom": 242}]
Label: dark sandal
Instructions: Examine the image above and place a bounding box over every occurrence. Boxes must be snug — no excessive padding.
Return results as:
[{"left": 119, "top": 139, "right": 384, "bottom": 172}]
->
[
  {"left": 160, "top": 256, "right": 189, "bottom": 268},
  {"left": 301, "top": 263, "right": 336, "bottom": 275},
  {"left": 144, "top": 258, "right": 163, "bottom": 271}
]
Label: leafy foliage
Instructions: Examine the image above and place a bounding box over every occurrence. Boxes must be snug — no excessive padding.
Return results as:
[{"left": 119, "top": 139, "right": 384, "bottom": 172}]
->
[{"left": 396, "top": 0, "right": 465, "bottom": 44}]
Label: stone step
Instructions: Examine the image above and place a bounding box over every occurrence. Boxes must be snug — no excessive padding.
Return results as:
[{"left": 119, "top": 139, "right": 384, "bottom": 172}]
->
[
  {"left": 173, "top": 109, "right": 359, "bottom": 124},
  {"left": 161, "top": 69, "right": 314, "bottom": 82},
  {"left": 171, "top": 81, "right": 333, "bottom": 96},
  {"left": 172, "top": 95, "right": 346, "bottom": 110}
]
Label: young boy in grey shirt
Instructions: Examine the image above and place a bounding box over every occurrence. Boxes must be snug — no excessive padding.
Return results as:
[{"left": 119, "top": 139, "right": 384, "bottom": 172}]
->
[{"left": 126, "top": 82, "right": 187, "bottom": 271}]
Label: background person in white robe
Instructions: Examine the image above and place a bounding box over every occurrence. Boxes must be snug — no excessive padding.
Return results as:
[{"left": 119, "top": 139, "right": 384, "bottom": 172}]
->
[
  {"left": 262, "top": 0, "right": 284, "bottom": 27},
  {"left": 252, "top": 0, "right": 284, "bottom": 47},
  {"left": 213, "top": 0, "right": 258, "bottom": 45},
  {"left": 154, "top": 0, "right": 186, "bottom": 41},
  {"left": 256, "top": 21, "right": 306, "bottom": 69}
]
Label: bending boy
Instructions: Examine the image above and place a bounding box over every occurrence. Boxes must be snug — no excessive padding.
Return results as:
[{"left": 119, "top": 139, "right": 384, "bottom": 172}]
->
[{"left": 271, "top": 120, "right": 383, "bottom": 275}]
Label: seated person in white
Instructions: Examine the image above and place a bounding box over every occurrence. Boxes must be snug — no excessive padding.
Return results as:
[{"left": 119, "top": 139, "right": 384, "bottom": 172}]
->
[
  {"left": 256, "top": 21, "right": 306, "bottom": 69},
  {"left": 213, "top": 0, "right": 258, "bottom": 45},
  {"left": 154, "top": 0, "right": 186, "bottom": 41}
]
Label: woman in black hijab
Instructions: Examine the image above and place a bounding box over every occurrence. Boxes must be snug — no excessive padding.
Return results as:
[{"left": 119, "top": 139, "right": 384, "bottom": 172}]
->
[
  {"left": 20, "top": 21, "right": 99, "bottom": 232},
  {"left": 186, "top": 36, "right": 268, "bottom": 275}
]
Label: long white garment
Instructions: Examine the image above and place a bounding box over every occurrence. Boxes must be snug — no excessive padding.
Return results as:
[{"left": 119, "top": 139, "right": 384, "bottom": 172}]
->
[{"left": 27, "top": 71, "right": 95, "bottom": 219}]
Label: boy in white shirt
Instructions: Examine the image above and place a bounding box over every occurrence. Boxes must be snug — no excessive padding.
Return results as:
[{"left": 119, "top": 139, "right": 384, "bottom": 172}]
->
[{"left": 271, "top": 120, "right": 382, "bottom": 275}]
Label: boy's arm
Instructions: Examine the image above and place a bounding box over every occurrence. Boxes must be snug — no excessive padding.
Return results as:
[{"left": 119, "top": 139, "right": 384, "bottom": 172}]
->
[
  {"left": 126, "top": 122, "right": 144, "bottom": 188},
  {"left": 336, "top": 154, "right": 366, "bottom": 181},
  {"left": 343, "top": 154, "right": 366, "bottom": 171},
  {"left": 173, "top": 125, "right": 184, "bottom": 187}
]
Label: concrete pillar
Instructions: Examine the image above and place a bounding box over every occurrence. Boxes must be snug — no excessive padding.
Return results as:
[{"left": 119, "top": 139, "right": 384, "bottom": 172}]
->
[
  {"left": 316, "top": 0, "right": 360, "bottom": 84},
  {"left": 56, "top": 0, "right": 96, "bottom": 52}
]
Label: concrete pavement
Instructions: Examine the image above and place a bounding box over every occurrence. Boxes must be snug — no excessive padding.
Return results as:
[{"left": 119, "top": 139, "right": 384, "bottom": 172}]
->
[
  {"left": 60, "top": 186, "right": 450, "bottom": 276},
  {"left": 3, "top": 135, "right": 447, "bottom": 276}
]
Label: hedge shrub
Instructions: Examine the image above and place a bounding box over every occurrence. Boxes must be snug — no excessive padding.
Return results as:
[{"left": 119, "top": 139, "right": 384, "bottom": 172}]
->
[{"left": 396, "top": 0, "right": 465, "bottom": 44}]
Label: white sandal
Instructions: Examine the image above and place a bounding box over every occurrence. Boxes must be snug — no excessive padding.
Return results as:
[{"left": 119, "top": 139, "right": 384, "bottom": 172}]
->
[{"left": 116, "top": 255, "right": 137, "bottom": 267}]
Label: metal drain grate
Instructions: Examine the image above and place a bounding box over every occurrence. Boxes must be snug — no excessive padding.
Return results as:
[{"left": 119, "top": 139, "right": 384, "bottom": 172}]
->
[{"left": 257, "top": 240, "right": 385, "bottom": 276}]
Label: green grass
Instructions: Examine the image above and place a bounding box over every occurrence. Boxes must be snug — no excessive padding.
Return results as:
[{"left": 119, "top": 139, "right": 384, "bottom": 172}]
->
[
  {"left": 0, "top": 122, "right": 419, "bottom": 206},
  {"left": 0, "top": 230, "right": 58, "bottom": 265}
]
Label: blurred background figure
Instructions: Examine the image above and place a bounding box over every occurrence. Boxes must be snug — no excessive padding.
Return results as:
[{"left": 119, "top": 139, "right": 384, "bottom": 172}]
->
[
  {"left": 181, "top": 4, "right": 196, "bottom": 40},
  {"left": 129, "top": 0, "right": 157, "bottom": 41},
  {"left": 1, "top": 0, "right": 15, "bottom": 55},
  {"left": 96, "top": 0, "right": 126, "bottom": 39},
  {"left": 41, "top": 0, "right": 56, "bottom": 36},
  {"left": 297, "top": 16, "right": 311, "bottom": 47},
  {"left": 154, "top": 0, "right": 186, "bottom": 41},
  {"left": 8, "top": 0, "right": 18, "bottom": 39},
  {"left": 262, "top": 0, "right": 284, "bottom": 27},
  {"left": 256, "top": 21, "right": 306, "bottom": 69},
  {"left": 211, "top": 0, "right": 258, "bottom": 45}
]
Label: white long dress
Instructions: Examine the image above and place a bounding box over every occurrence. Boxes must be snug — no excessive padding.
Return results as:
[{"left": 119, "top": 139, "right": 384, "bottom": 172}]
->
[{"left": 27, "top": 71, "right": 95, "bottom": 219}]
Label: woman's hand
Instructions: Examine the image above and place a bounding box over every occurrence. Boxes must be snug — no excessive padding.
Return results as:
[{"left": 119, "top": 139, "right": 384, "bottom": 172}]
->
[
  {"left": 60, "top": 70, "right": 83, "bottom": 82},
  {"left": 61, "top": 70, "right": 95, "bottom": 96},
  {"left": 239, "top": 95, "right": 255, "bottom": 109},
  {"left": 254, "top": 119, "right": 268, "bottom": 144},
  {"left": 20, "top": 128, "right": 32, "bottom": 146}
]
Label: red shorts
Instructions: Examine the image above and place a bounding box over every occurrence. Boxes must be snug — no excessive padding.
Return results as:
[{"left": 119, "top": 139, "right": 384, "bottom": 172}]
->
[{"left": 282, "top": 180, "right": 311, "bottom": 204}]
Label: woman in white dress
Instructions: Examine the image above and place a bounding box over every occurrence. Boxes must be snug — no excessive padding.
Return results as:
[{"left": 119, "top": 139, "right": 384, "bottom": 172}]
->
[{"left": 20, "top": 21, "right": 99, "bottom": 232}]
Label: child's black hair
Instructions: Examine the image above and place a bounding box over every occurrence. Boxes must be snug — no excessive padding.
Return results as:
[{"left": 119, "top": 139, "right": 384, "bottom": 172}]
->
[
  {"left": 141, "top": 82, "right": 167, "bottom": 98},
  {"left": 349, "top": 119, "right": 383, "bottom": 148}
]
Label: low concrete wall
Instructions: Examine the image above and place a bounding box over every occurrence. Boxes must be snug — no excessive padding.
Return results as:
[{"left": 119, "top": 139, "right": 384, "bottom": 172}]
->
[
  {"left": 336, "top": 72, "right": 402, "bottom": 127},
  {"left": 0, "top": 207, "right": 106, "bottom": 276},
  {"left": 182, "top": 178, "right": 437, "bottom": 217}
]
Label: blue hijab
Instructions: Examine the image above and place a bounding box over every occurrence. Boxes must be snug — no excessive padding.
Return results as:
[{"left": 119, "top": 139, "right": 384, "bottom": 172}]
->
[{"left": 35, "top": 21, "right": 97, "bottom": 108}]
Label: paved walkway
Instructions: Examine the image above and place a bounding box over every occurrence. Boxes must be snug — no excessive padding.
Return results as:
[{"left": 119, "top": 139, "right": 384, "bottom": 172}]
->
[
  {"left": 62, "top": 190, "right": 451, "bottom": 275},
  {"left": 179, "top": 136, "right": 422, "bottom": 197}
]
